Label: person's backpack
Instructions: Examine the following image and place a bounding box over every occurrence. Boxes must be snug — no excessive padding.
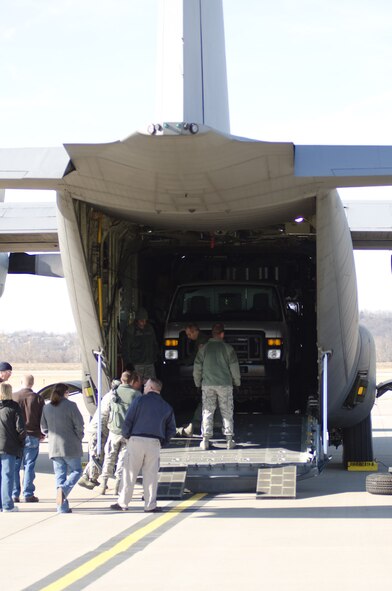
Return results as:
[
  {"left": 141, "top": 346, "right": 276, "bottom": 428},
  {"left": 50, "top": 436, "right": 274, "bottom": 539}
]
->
[{"left": 107, "top": 392, "right": 128, "bottom": 435}]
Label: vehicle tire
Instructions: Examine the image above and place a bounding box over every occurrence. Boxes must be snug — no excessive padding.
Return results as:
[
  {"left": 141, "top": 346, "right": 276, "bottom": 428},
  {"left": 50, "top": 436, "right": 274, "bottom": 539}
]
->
[
  {"left": 342, "top": 413, "right": 373, "bottom": 468},
  {"left": 366, "top": 473, "right": 392, "bottom": 495}
]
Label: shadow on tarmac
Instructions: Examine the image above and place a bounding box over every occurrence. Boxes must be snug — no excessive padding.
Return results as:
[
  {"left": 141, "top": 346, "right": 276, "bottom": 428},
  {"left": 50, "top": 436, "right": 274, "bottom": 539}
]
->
[{"left": 191, "top": 503, "right": 392, "bottom": 519}]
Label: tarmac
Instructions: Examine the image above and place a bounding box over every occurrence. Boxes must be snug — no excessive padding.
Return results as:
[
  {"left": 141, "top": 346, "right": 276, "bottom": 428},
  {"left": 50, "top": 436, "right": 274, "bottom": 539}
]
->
[{"left": 2, "top": 392, "right": 392, "bottom": 591}]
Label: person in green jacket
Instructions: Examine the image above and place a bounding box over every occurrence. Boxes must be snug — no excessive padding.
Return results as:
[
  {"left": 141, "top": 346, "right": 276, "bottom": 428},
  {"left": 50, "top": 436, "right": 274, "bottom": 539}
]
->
[
  {"left": 193, "top": 322, "right": 241, "bottom": 450},
  {"left": 97, "top": 371, "right": 142, "bottom": 496}
]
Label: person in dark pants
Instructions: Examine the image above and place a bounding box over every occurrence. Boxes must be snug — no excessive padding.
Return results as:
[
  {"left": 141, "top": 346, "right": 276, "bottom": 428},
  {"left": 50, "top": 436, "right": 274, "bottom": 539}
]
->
[
  {"left": 0, "top": 382, "right": 26, "bottom": 512},
  {"left": 121, "top": 308, "right": 158, "bottom": 381},
  {"left": 12, "top": 374, "right": 45, "bottom": 503},
  {"left": 176, "top": 324, "right": 210, "bottom": 437},
  {"left": 41, "top": 383, "right": 84, "bottom": 514},
  {"left": 110, "top": 378, "right": 176, "bottom": 513}
]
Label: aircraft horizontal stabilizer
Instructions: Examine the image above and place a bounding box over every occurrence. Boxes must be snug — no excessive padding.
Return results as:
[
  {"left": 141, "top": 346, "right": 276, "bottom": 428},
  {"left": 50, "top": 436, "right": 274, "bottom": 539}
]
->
[{"left": 0, "top": 147, "right": 70, "bottom": 189}]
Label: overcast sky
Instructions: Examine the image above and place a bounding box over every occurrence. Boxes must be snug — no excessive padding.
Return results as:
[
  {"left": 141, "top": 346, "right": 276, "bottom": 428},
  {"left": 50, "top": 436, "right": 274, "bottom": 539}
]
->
[{"left": 1, "top": 0, "right": 392, "bottom": 332}]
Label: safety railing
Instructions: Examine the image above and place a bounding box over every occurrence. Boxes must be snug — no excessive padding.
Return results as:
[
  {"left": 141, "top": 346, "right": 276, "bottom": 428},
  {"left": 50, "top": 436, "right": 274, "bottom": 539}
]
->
[
  {"left": 321, "top": 349, "right": 332, "bottom": 456},
  {"left": 93, "top": 348, "right": 105, "bottom": 456}
]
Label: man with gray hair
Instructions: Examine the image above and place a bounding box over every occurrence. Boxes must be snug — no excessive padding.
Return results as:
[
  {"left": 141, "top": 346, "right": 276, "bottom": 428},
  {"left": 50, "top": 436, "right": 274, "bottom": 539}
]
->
[
  {"left": 12, "top": 374, "right": 44, "bottom": 502},
  {"left": 110, "top": 377, "right": 176, "bottom": 513},
  {"left": 193, "top": 322, "right": 241, "bottom": 450}
]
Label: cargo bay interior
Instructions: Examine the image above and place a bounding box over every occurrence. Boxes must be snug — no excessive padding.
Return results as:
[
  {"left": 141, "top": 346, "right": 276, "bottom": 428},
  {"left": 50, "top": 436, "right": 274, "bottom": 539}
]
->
[{"left": 78, "top": 201, "right": 319, "bottom": 436}]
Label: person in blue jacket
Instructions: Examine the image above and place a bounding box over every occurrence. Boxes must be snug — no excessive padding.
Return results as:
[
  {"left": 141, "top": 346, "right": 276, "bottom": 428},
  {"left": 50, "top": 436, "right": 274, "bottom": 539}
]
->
[{"left": 110, "top": 377, "right": 176, "bottom": 513}]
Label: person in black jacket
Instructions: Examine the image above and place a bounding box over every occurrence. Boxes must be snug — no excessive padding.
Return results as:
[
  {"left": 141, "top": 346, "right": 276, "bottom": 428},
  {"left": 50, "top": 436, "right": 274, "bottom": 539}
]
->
[
  {"left": 0, "top": 361, "right": 12, "bottom": 383},
  {"left": 0, "top": 382, "right": 26, "bottom": 512},
  {"left": 110, "top": 377, "right": 176, "bottom": 513}
]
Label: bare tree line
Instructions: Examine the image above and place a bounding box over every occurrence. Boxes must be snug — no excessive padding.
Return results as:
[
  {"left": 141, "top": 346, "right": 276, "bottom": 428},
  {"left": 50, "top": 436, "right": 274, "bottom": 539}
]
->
[
  {"left": 1, "top": 310, "right": 392, "bottom": 363},
  {"left": 359, "top": 311, "right": 392, "bottom": 362},
  {"left": 0, "top": 332, "right": 81, "bottom": 363}
]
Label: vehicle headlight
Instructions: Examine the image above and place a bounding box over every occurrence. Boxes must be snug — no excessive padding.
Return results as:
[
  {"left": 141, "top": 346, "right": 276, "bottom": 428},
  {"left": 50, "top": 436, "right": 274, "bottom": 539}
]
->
[
  {"left": 267, "top": 349, "right": 281, "bottom": 360},
  {"left": 165, "top": 350, "right": 178, "bottom": 360}
]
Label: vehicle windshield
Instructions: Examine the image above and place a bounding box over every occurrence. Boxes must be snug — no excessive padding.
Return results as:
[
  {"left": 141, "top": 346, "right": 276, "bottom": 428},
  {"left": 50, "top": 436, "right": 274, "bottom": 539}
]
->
[{"left": 169, "top": 284, "right": 283, "bottom": 322}]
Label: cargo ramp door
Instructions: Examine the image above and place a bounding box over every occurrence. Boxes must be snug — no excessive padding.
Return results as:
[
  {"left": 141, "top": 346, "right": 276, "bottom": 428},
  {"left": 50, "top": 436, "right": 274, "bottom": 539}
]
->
[{"left": 158, "top": 414, "right": 324, "bottom": 498}]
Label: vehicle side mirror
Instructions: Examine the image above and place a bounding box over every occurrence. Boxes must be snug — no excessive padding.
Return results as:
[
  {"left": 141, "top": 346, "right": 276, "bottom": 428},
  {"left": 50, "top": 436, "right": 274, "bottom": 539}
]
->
[{"left": 286, "top": 300, "right": 301, "bottom": 318}]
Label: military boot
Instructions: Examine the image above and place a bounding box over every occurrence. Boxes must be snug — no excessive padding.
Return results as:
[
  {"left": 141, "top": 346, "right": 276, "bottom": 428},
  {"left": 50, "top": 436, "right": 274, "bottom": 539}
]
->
[
  {"left": 78, "top": 474, "right": 96, "bottom": 490},
  {"left": 97, "top": 477, "right": 108, "bottom": 495},
  {"left": 183, "top": 423, "right": 193, "bottom": 437}
]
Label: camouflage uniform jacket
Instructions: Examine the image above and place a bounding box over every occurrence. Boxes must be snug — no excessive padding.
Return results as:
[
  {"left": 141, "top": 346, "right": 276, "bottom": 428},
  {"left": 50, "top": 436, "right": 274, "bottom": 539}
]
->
[{"left": 193, "top": 338, "right": 241, "bottom": 388}]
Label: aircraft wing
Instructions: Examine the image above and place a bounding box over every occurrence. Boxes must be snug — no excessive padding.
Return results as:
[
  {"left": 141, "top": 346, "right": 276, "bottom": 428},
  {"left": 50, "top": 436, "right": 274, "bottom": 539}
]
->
[
  {"left": 0, "top": 147, "right": 71, "bottom": 189},
  {"left": 0, "top": 203, "right": 59, "bottom": 252},
  {"left": 295, "top": 145, "right": 392, "bottom": 183}
]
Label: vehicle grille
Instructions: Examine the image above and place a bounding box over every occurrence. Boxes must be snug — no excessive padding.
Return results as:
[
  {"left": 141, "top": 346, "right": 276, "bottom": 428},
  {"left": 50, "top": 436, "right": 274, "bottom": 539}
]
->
[{"left": 225, "top": 332, "right": 264, "bottom": 364}]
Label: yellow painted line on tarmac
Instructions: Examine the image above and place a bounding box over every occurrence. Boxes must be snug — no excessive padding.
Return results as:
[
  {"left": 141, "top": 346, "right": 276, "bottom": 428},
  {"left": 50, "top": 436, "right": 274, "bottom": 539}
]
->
[{"left": 38, "top": 493, "right": 207, "bottom": 591}]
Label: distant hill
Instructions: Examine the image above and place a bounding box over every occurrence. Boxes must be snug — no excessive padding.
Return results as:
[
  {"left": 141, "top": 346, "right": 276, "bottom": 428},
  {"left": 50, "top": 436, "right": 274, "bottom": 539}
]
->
[
  {"left": 1, "top": 311, "right": 392, "bottom": 363},
  {"left": 0, "top": 331, "right": 81, "bottom": 363}
]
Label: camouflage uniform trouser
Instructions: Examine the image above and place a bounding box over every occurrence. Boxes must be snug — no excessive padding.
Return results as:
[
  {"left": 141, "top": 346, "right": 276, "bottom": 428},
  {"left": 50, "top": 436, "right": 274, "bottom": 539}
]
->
[
  {"left": 201, "top": 385, "right": 234, "bottom": 438},
  {"left": 101, "top": 432, "right": 128, "bottom": 481},
  {"left": 83, "top": 430, "right": 109, "bottom": 481}
]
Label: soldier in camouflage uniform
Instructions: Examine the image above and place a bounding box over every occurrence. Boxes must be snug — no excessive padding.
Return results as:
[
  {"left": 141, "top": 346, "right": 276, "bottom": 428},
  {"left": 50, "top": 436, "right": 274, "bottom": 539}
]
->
[
  {"left": 193, "top": 322, "right": 241, "bottom": 450},
  {"left": 97, "top": 371, "right": 142, "bottom": 495},
  {"left": 121, "top": 308, "right": 158, "bottom": 381},
  {"left": 78, "top": 379, "right": 120, "bottom": 490}
]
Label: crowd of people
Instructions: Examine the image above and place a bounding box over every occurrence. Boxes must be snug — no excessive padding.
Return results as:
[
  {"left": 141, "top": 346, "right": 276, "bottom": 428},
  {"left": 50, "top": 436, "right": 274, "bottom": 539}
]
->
[{"left": 0, "top": 307, "right": 241, "bottom": 513}]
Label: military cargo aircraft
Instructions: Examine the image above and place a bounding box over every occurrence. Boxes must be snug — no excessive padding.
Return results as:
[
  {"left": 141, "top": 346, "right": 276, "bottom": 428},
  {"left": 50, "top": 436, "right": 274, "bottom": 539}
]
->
[{"left": 1, "top": 0, "right": 392, "bottom": 492}]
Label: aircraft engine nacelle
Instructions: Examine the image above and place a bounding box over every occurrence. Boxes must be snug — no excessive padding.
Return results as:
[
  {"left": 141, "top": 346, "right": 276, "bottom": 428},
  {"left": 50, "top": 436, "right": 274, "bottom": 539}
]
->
[
  {"left": 0, "top": 252, "right": 63, "bottom": 299},
  {"left": 317, "top": 190, "right": 376, "bottom": 429},
  {"left": 8, "top": 252, "right": 63, "bottom": 278}
]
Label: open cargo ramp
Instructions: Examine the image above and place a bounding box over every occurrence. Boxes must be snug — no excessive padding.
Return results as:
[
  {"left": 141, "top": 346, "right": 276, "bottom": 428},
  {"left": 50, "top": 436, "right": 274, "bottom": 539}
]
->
[{"left": 159, "top": 414, "right": 323, "bottom": 496}]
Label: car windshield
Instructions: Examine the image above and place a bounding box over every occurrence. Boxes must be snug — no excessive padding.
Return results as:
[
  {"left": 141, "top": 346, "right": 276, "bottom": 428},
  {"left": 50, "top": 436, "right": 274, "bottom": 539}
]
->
[{"left": 168, "top": 284, "right": 282, "bottom": 322}]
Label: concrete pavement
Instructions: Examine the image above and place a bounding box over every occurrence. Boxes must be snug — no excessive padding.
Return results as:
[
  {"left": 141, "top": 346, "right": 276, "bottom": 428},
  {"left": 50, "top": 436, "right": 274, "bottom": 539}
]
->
[{"left": 1, "top": 393, "right": 392, "bottom": 591}]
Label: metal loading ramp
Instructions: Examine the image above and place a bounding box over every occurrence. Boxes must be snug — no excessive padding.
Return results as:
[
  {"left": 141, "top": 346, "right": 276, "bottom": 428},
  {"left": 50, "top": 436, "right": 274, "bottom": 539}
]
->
[{"left": 159, "top": 414, "right": 321, "bottom": 495}]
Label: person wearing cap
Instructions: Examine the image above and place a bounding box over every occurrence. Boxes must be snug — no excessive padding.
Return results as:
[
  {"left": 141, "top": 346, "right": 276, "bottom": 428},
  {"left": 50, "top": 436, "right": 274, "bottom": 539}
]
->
[
  {"left": 0, "top": 362, "right": 12, "bottom": 384},
  {"left": 12, "top": 374, "right": 45, "bottom": 503},
  {"left": 0, "top": 382, "right": 26, "bottom": 512},
  {"left": 121, "top": 308, "right": 158, "bottom": 381}
]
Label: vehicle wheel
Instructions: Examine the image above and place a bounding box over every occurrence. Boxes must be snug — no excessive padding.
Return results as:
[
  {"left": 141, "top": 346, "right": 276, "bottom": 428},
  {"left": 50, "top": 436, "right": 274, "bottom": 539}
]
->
[
  {"left": 366, "top": 473, "right": 392, "bottom": 495},
  {"left": 342, "top": 413, "right": 373, "bottom": 468}
]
